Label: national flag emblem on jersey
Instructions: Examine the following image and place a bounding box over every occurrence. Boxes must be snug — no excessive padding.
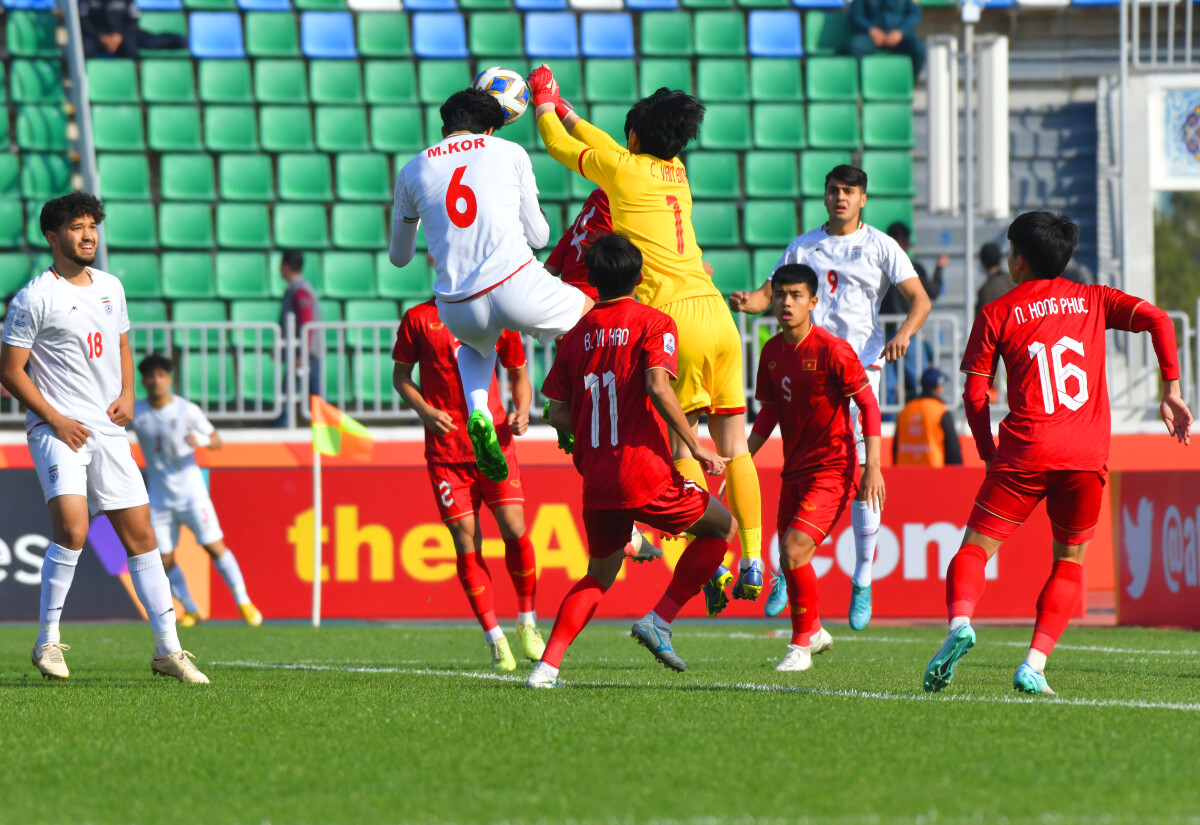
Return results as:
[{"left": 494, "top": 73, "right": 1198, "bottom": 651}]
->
[
  {"left": 802, "top": 358, "right": 818, "bottom": 371},
  {"left": 48, "top": 464, "right": 58, "bottom": 484},
  {"left": 101, "top": 296, "right": 113, "bottom": 315}
]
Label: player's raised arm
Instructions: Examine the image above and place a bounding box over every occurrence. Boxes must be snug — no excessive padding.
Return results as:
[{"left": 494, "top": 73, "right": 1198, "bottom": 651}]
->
[{"left": 388, "top": 173, "right": 420, "bottom": 268}]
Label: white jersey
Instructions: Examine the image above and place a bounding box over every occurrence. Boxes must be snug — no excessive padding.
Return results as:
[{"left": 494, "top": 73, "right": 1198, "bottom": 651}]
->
[
  {"left": 774, "top": 222, "right": 917, "bottom": 367},
  {"left": 2, "top": 267, "right": 130, "bottom": 438},
  {"left": 129, "top": 396, "right": 215, "bottom": 511},
  {"left": 394, "top": 133, "right": 541, "bottom": 301}
]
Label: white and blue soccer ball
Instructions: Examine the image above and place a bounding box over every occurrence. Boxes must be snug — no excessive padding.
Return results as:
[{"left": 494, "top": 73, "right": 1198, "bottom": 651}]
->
[{"left": 472, "top": 66, "right": 531, "bottom": 127}]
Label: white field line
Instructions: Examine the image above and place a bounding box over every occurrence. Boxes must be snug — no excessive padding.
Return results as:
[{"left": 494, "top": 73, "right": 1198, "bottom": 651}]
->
[
  {"left": 211, "top": 660, "right": 1200, "bottom": 713},
  {"left": 686, "top": 631, "right": 1200, "bottom": 656}
]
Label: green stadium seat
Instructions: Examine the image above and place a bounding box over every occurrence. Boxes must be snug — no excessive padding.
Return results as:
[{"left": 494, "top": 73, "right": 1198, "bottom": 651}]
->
[
  {"left": 183, "top": 353, "right": 236, "bottom": 405},
  {"left": 695, "top": 11, "right": 746, "bottom": 56},
  {"left": 141, "top": 60, "right": 196, "bottom": 103},
  {"left": 498, "top": 109, "right": 537, "bottom": 149},
  {"left": 461, "top": 0, "right": 510, "bottom": 8},
  {"left": 800, "top": 149, "right": 852, "bottom": 196},
  {"left": 0, "top": 253, "right": 33, "bottom": 295},
  {"left": 378, "top": 253, "right": 433, "bottom": 301},
  {"left": 742, "top": 200, "right": 797, "bottom": 247},
  {"left": 17, "top": 106, "right": 67, "bottom": 152},
  {"left": 423, "top": 105, "right": 442, "bottom": 149},
  {"left": 744, "top": 151, "right": 798, "bottom": 198},
  {"left": 204, "top": 106, "right": 259, "bottom": 152},
  {"left": 162, "top": 253, "right": 217, "bottom": 299},
  {"left": 357, "top": 12, "right": 411, "bottom": 58},
  {"left": 311, "top": 60, "right": 363, "bottom": 104},
  {"left": 24, "top": 204, "right": 47, "bottom": 247},
  {"left": 87, "top": 59, "right": 139, "bottom": 103},
  {"left": 418, "top": 60, "right": 471, "bottom": 104},
  {"left": 109, "top": 254, "right": 161, "bottom": 299},
  {"left": 752, "top": 248, "right": 779, "bottom": 283},
  {"left": 322, "top": 352, "right": 350, "bottom": 401},
  {"left": 274, "top": 204, "right": 329, "bottom": 249},
  {"left": 199, "top": 60, "right": 253, "bottom": 104},
  {"left": 861, "top": 54, "right": 914, "bottom": 101},
  {"left": 230, "top": 299, "right": 279, "bottom": 348},
  {"left": 529, "top": 153, "right": 570, "bottom": 201},
  {"left": 148, "top": 105, "right": 203, "bottom": 152},
  {"left": 160, "top": 203, "right": 215, "bottom": 249},
  {"left": 160, "top": 154, "right": 216, "bottom": 201},
  {"left": 543, "top": 204, "right": 563, "bottom": 245},
  {"left": 295, "top": 0, "right": 346, "bottom": 9},
  {"left": 801, "top": 198, "right": 827, "bottom": 231},
  {"left": 336, "top": 153, "right": 391, "bottom": 202},
  {"left": 705, "top": 249, "right": 751, "bottom": 295},
  {"left": 139, "top": 12, "right": 189, "bottom": 57},
  {"left": 372, "top": 107, "right": 424, "bottom": 153},
  {"left": 353, "top": 351, "right": 398, "bottom": 405},
  {"left": 541, "top": 60, "right": 582, "bottom": 100},
  {"left": 807, "top": 102, "right": 859, "bottom": 149},
  {"left": 11, "top": 60, "right": 64, "bottom": 104},
  {"left": 216, "top": 252, "right": 271, "bottom": 299},
  {"left": 804, "top": 10, "right": 851, "bottom": 56},
  {"left": 740, "top": 0, "right": 789, "bottom": 7},
  {"left": 7, "top": 12, "right": 59, "bottom": 58},
  {"left": 364, "top": 61, "right": 418, "bottom": 105},
  {"left": 98, "top": 154, "right": 152, "bottom": 201},
  {"left": 277, "top": 153, "right": 333, "bottom": 201},
  {"left": 0, "top": 156, "right": 20, "bottom": 199},
  {"left": 270, "top": 250, "right": 324, "bottom": 297},
  {"left": 218, "top": 154, "right": 274, "bottom": 201},
  {"left": 686, "top": 151, "right": 739, "bottom": 199},
  {"left": 105, "top": 202, "right": 157, "bottom": 249},
  {"left": 691, "top": 202, "right": 739, "bottom": 247},
  {"left": 238, "top": 352, "right": 276, "bottom": 404},
  {"left": 323, "top": 251, "right": 375, "bottom": 300},
  {"left": 217, "top": 203, "right": 271, "bottom": 249},
  {"left": 862, "top": 102, "right": 914, "bottom": 148},
  {"left": 863, "top": 198, "right": 914, "bottom": 233},
  {"left": 697, "top": 59, "right": 749, "bottom": 102},
  {"left": 584, "top": 59, "right": 638, "bottom": 103},
  {"left": 21, "top": 154, "right": 72, "bottom": 201},
  {"left": 245, "top": 11, "right": 301, "bottom": 58},
  {"left": 469, "top": 12, "right": 523, "bottom": 57},
  {"left": 641, "top": 11, "right": 693, "bottom": 57},
  {"left": 127, "top": 300, "right": 169, "bottom": 354},
  {"left": 752, "top": 102, "right": 805, "bottom": 149},
  {"left": 315, "top": 107, "right": 369, "bottom": 152},
  {"left": 185, "top": 0, "right": 237, "bottom": 9},
  {"left": 806, "top": 56, "right": 859, "bottom": 101},
  {"left": 332, "top": 204, "right": 386, "bottom": 250},
  {"left": 0, "top": 114, "right": 10, "bottom": 151},
  {"left": 570, "top": 167, "right": 596, "bottom": 200},
  {"left": 255, "top": 59, "right": 309, "bottom": 104},
  {"left": 699, "top": 103, "right": 751, "bottom": 150},
  {"left": 683, "top": 0, "right": 732, "bottom": 7},
  {"left": 345, "top": 299, "right": 400, "bottom": 346},
  {"left": 261, "top": 106, "right": 314, "bottom": 152},
  {"left": 588, "top": 104, "right": 629, "bottom": 144},
  {"left": 639, "top": 59, "right": 692, "bottom": 97},
  {"left": 0, "top": 203, "right": 23, "bottom": 249},
  {"left": 749, "top": 59, "right": 802, "bottom": 101},
  {"left": 860, "top": 150, "right": 914, "bottom": 196}
]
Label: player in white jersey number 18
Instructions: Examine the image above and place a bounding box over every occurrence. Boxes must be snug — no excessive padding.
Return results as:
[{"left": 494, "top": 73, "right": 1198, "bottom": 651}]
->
[
  {"left": 389, "top": 88, "right": 593, "bottom": 484},
  {"left": 0, "top": 193, "right": 207, "bottom": 683}
]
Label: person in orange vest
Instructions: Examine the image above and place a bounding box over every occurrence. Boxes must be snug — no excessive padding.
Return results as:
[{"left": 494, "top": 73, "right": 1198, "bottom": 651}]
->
[{"left": 893, "top": 368, "right": 963, "bottom": 467}]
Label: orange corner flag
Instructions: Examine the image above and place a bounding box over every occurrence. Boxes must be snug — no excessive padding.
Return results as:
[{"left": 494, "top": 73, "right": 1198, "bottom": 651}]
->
[{"left": 311, "top": 396, "right": 373, "bottom": 459}]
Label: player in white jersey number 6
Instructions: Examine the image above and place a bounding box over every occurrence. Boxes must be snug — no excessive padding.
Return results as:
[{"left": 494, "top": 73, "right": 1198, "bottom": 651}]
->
[
  {"left": 728, "top": 165, "right": 932, "bottom": 629},
  {"left": 390, "top": 88, "right": 593, "bottom": 483},
  {"left": 0, "top": 193, "right": 208, "bottom": 683}
]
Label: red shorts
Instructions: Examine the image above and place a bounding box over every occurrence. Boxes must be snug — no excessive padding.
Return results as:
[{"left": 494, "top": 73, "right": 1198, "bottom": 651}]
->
[
  {"left": 777, "top": 469, "right": 859, "bottom": 543},
  {"left": 427, "top": 453, "right": 524, "bottom": 523},
  {"left": 583, "top": 477, "right": 710, "bottom": 559},
  {"left": 968, "top": 468, "right": 1106, "bottom": 545}
]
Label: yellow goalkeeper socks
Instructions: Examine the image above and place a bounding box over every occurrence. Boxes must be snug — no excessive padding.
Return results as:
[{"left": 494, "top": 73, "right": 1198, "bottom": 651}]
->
[
  {"left": 725, "top": 453, "right": 762, "bottom": 564},
  {"left": 673, "top": 457, "right": 709, "bottom": 491}
]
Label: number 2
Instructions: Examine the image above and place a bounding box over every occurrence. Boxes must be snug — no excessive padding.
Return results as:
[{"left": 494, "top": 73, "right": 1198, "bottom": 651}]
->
[
  {"left": 86, "top": 332, "right": 103, "bottom": 359},
  {"left": 827, "top": 270, "right": 838, "bottom": 294},
  {"left": 584, "top": 371, "right": 618, "bottom": 448},
  {"left": 665, "top": 196, "right": 684, "bottom": 255},
  {"left": 445, "top": 166, "right": 477, "bottom": 229},
  {"left": 1028, "top": 335, "right": 1088, "bottom": 414}
]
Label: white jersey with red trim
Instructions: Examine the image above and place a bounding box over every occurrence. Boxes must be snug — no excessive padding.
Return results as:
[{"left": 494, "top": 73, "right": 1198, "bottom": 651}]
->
[
  {"left": 130, "top": 395, "right": 215, "bottom": 511},
  {"left": 2, "top": 267, "right": 130, "bottom": 438},
  {"left": 773, "top": 222, "right": 916, "bottom": 367},
  {"left": 394, "top": 133, "right": 540, "bottom": 301}
]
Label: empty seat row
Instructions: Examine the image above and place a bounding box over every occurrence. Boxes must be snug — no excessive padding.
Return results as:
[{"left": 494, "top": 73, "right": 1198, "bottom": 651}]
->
[
  {"left": 0, "top": 154, "right": 75, "bottom": 202},
  {"left": 0, "top": 106, "right": 68, "bottom": 152},
  {"left": 691, "top": 197, "right": 913, "bottom": 252},
  {"left": 682, "top": 149, "right": 911, "bottom": 199},
  {"left": 696, "top": 101, "right": 913, "bottom": 150},
  {"left": 134, "top": 0, "right": 846, "bottom": 10},
  {"left": 1, "top": 59, "right": 66, "bottom": 103}
]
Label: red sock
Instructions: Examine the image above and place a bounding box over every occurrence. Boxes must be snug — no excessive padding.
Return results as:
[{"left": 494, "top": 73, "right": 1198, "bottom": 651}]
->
[
  {"left": 542, "top": 575, "right": 607, "bottom": 668},
  {"left": 947, "top": 544, "right": 989, "bottom": 622},
  {"left": 504, "top": 535, "right": 537, "bottom": 613},
  {"left": 455, "top": 552, "right": 497, "bottom": 632},
  {"left": 652, "top": 536, "right": 728, "bottom": 622},
  {"left": 783, "top": 563, "right": 821, "bottom": 646},
  {"left": 1030, "top": 559, "right": 1084, "bottom": 656}
]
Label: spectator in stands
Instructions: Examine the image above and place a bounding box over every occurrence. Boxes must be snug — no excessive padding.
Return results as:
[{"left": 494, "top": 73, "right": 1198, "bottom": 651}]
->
[
  {"left": 80, "top": 0, "right": 186, "bottom": 59},
  {"left": 975, "top": 242, "right": 1011, "bottom": 314},
  {"left": 846, "top": 0, "right": 926, "bottom": 77},
  {"left": 276, "top": 251, "right": 323, "bottom": 426},
  {"left": 881, "top": 222, "right": 944, "bottom": 402},
  {"left": 893, "top": 368, "right": 962, "bottom": 467}
]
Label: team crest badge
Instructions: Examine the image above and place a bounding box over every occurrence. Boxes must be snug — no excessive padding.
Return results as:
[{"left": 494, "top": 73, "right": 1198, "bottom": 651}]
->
[
  {"left": 510, "top": 479, "right": 521, "bottom": 488},
  {"left": 431, "top": 322, "right": 444, "bottom": 330},
  {"left": 101, "top": 296, "right": 113, "bottom": 315},
  {"left": 768, "top": 361, "right": 776, "bottom": 370},
  {"left": 48, "top": 464, "right": 58, "bottom": 484},
  {"left": 801, "top": 501, "right": 816, "bottom": 512},
  {"left": 851, "top": 246, "right": 863, "bottom": 260},
  {"left": 802, "top": 358, "right": 817, "bottom": 371}
]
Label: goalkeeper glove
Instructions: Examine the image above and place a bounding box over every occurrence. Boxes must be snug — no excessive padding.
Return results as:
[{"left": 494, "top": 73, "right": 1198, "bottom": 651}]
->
[{"left": 526, "top": 65, "right": 560, "bottom": 110}]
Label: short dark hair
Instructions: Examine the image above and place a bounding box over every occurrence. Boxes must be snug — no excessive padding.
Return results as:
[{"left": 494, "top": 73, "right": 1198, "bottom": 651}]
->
[
  {"left": 1006, "top": 211, "right": 1079, "bottom": 279},
  {"left": 886, "top": 222, "right": 911, "bottom": 243},
  {"left": 281, "top": 250, "right": 304, "bottom": 272},
  {"left": 40, "top": 191, "right": 105, "bottom": 235},
  {"left": 624, "top": 88, "right": 705, "bottom": 160},
  {"left": 138, "top": 353, "right": 175, "bottom": 378},
  {"left": 979, "top": 242, "right": 1002, "bottom": 269},
  {"left": 825, "top": 164, "right": 868, "bottom": 192},
  {"left": 585, "top": 233, "right": 642, "bottom": 300},
  {"left": 771, "top": 263, "right": 818, "bottom": 296},
  {"left": 441, "top": 88, "right": 505, "bottom": 135}
]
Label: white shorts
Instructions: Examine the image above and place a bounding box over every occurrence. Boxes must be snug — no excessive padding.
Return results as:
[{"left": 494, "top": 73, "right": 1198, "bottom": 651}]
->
[
  {"left": 435, "top": 259, "right": 588, "bottom": 352},
  {"left": 29, "top": 429, "right": 149, "bottom": 516},
  {"left": 152, "top": 497, "right": 224, "bottom": 554},
  {"left": 854, "top": 366, "right": 883, "bottom": 466}
]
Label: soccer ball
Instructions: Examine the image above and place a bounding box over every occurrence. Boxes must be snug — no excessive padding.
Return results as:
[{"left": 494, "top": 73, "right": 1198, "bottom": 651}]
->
[{"left": 472, "top": 67, "right": 530, "bottom": 127}]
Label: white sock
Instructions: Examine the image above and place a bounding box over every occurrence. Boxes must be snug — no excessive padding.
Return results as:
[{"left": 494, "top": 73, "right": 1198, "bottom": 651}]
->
[
  {"left": 484, "top": 625, "right": 504, "bottom": 643},
  {"left": 37, "top": 543, "right": 81, "bottom": 648},
  {"left": 851, "top": 499, "right": 880, "bottom": 586},
  {"left": 949, "top": 616, "right": 971, "bottom": 633},
  {"left": 128, "top": 551, "right": 182, "bottom": 656},
  {"left": 214, "top": 551, "right": 250, "bottom": 605},
  {"left": 739, "top": 557, "right": 760, "bottom": 571},
  {"left": 769, "top": 538, "right": 781, "bottom": 575},
  {"left": 456, "top": 344, "right": 498, "bottom": 416},
  {"left": 649, "top": 610, "right": 670, "bottom": 630},
  {"left": 165, "top": 564, "right": 199, "bottom": 613},
  {"left": 517, "top": 611, "right": 536, "bottom": 626},
  {"left": 1024, "top": 649, "right": 1048, "bottom": 672}
]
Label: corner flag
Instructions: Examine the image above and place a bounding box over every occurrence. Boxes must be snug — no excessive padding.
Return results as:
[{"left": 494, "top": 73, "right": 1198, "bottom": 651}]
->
[{"left": 310, "top": 395, "right": 373, "bottom": 458}]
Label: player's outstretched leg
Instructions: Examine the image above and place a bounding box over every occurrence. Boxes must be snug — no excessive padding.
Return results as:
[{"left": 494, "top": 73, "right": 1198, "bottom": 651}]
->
[
  {"left": 923, "top": 541, "right": 989, "bottom": 692},
  {"left": 1014, "top": 554, "right": 1084, "bottom": 695},
  {"left": 455, "top": 342, "right": 508, "bottom": 482},
  {"left": 848, "top": 499, "right": 879, "bottom": 630},
  {"left": 624, "top": 527, "right": 663, "bottom": 563},
  {"left": 774, "top": 529, "right": 832, "bottom": 672}
]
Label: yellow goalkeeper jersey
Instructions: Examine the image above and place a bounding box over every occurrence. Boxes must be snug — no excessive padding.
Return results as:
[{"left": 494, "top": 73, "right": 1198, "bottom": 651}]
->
[{"left": 538, "top": 112, "right": 720, "bottom": 308}]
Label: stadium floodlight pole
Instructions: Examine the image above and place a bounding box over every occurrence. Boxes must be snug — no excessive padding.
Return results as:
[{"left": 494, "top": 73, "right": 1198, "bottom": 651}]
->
[
  {"left": 961, "top": 0, "right": 981, "bottom": 324},
  {"left": 312, "top": 408, "right": 323, "bottom": 628}
]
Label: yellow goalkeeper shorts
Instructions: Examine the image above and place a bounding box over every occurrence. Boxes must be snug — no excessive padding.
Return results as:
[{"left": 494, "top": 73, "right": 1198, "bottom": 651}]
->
[{"left": 657, "top": 294, "right": 747, "bottom": 416}]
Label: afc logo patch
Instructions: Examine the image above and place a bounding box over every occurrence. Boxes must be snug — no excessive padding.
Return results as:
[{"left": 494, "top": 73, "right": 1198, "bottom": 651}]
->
[
  {"left": 48, "top": 464, "right": 59, "bottom": 484},
  {"left": 663, "top": 332, "right": 676, "bottom": 355},
  {"left": 11, "top": 311, "right": 28, "bottom": 330}
]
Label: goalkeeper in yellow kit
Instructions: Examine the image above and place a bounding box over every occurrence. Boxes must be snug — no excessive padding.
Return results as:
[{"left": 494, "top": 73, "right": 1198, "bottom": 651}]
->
[{"left": 527, "top": 66, "right": 762, "bottom": 612}]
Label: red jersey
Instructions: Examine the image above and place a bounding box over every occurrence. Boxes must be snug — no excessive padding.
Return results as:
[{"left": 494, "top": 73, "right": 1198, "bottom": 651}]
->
[
  {"left": 756, "top": 325, "right": 870, "bottom": 482},
  {"left": 543, "top": 188, "right": 612, "bottom": 301},
  {"left": 392, "top": 300, "right": 526, "bottom": 464},
  {"left": 961, "top": 278, "right": 1149, "bottom": 472},
  {"left": 541, "top": 297, "right": 680, "bottom": 509}
]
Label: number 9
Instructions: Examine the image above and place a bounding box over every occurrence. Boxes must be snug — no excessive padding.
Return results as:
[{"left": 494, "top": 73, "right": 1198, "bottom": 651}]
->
[{"left": 827, "top": 270, "right": 838, "bottom": 294}]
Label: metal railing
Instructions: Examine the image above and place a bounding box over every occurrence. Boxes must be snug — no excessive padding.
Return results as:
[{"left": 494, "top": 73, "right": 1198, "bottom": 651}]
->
[{"left": 1126, "top": 0, "right": 1195, "bottom": 71}]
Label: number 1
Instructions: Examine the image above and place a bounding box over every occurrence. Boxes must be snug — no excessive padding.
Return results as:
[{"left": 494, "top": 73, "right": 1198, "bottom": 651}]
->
[{"left": 584, "top": 371, "right": 618, "bottom": 447}]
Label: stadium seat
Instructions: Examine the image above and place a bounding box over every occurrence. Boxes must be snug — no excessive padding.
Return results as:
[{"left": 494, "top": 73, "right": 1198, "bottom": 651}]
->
[
  {"left": 587, "top": 104, "right": 629, "bottom": 141},
  {"left": 216, "top": 252, "right": 272, "bottom": 298},
  {"left": 699, "top": 103, "right": 752, "bottom": 149},
  {"left": 162, "top": 255, "right": 217, "bottom": 300},
  {"left": 806, "top": 56, "right": 859, "bottom": 101},
  {"left": 686, "top": 151, "right": 740, "bottom": 199},
  {"left": 183, "top": 353, "right": 236, "bottom": 404},
  {"left": 357, "top": 12, "right": 410, "bottom": 57},
  {"left": 353, "top": 351, "right": 398, "bottom": 405},
  {"left": 324, "top": 253, "right": 377, "bottom": 297},
  {"left": 0, "top": 156, "right": 18, "bottom": 199},
  {"left": 580, "top": 12, "right": 635, "bottom": 58},
  {"left": 753, "top": 102, "right": 806, "bottom": 149},
  {"left": 695, "top": 11, "right": 746, "bottom": 56},
  {"left": 742, "top": 199, "right": 797, "bottom": 247},
  {"left": 863, "top": 197, "right": 913, "bottom": 231},
  {"left": 747, "top": 10, "right": 802, "bottom": 57},
  {"left": 462, "top": 0, "right": 512, "bottom": 7},
  {"left": 261, "top": 106, "right": 314, "bottom": 152},
  {"left": 860, "top": 150, "right": 914, "bottom": 196},
  {"left": 540, "top": 60, "right": 582, "bottom": 99},
  {"left": 806, "top": 102, "right": 859, "bottom": 148},
  {"left": 744, "top": 151, "right": 798, "bottom": 198},
  {"left": 418, "top": 60, "right": 471, "bottom": 103},
  {"left": 160, "top": 154, "right": 217, "bottom": 201},
  {"left": 791, "top": 0, "right": 845, "bottom": 6},
  {"left": 364, "top": 61, "right": 418, "bottom": 105},
  {"left": 239, "top": 0, "right": 290, "bottom": 9},
  {"left": 185, "top": 0, "right": 238, "bottom": 10},
  {"left": 271, "top": 250, "right": 324, "bottom": 296},
  {"left": 469, "top": 12, "right": 524, "bottom": 57},
  {"left": 525, "top": 153, "right": 566, "bottom": 202},
  {"left": 255, "top": 60, "right": 309, "bottom": 104},
  {"left": 322, "top": 351, "right": 350, "bottom": 400},
  {"left": 750, "top": 59, "right": 802, "bottom": 100},
  {"left": 691, "top": 202, "right": 739, "bottom": 247},
  {"left": 275, "top": 204, "right": 330, "bottom": 249},
  {"left": 105, "top": 202, "right": 157, "bottom": 249},
  {"left": 515, "top": 0, "right": 567, "bottom": 8},
  {"left": 862, "top": 102, "right": 914, "bottom": 148},
  {"left": 148, "top": 105, "right": 203, "bottom": 152},
  {"left": 315, "top": 107, "right": 369, "bottom": 152},
  {"left": 16, "top": 106, "right": 67, "bottom": 151},
  {"left": 238, "top": 353, "right": 277, "bottom": 405},
  {"left": 801, "top": 198, "right": 827, "bottom": 230},
  {"left": 627, "top": 0, "right": 678, "bottom": 8},
  {"left": 0, "top": 115, "right": 9, "bottom": 151},
  {"left": 705, "top": 249, "right": 752, "bottom": 294},
  {"left": 0, "top": 201, "right": 23, "bottom": 249},
  {"left": 697, "top": 59, "right": 749, "bottom": 101},
  {"left": 218, "top": 154, "right": 274, "bottom": 201},
  {"left": 189, "top": 12, "right": 246, "bottom": 59},
  {"left": 310, "top": 60, "right": 363, "bottom": 104},
  {"left": 405, "top": 0, "right": 456, "bottom": 7},
  {"left": 861, "top": 54, "right": 914, "bottom": 101},
  {"left": 24, "top": 207, "right": 47, "bottom": 246},
  {"left": 160, "top": 203, "right": 215, "bottom": 249},
  {"left": 87, "top": 59, "right": 139, "bottom": 103},
  {"left": 109, "top": 254, "right": 162, "bottom": 299},
  {"left": 0, "top": 253, "right": 32, "bottom": 294},
  {"left": 19, "top": 153, "right": 70, "bottom": 201},
  {"left": 301, "top": 12, "right": 357, "bottom": 58},
  {"left": 296, "top": 0, "right": 351, "bottom": 9},
  {"left": 127, "top": 300, "right": 170, "bottom": 353},
  {"left": 142, "top": 60, "right": 196, "bottom": 103},
  {"left": 230, "top": 299, "right": 279, "bottom": 348},
  {"left": 11, "top": 60, "right": 64, "bottom": 103},
  {"left": 800, "top": 149, "right": 851, "bottom": 196},
  {"left": 803, "top": 9, "right": 850, "bottom": 55},
  {"left": 336, "top": 153, "right": 391, "bottom": 202},
  {"left": 378, "top": 253, "right": 433, "bottom": 300},
  {"left": 139, "top": 11, "right": 190, "bottom": 56},
  {"left": 204, "top": 105, "right": 259, "bottom": 151},
  {"left": 641, "top": 11, "right": 693, "bottom": 56},
  {"left": 332, "top": 204, "right": 386, "bottom": 250},
  {"left": 278, "top": 153, "right": 334, "bottom": 201},
  {"left": 412, "top": 12, "right": 468, "bottom": 59},
  {"left": 526, "top": 12, "right": 580, "bottom": 58},
  {"left": 199, "top": 60, "right": 253, "bottom": 103},
  {"left": 640, "top": 59, "right": 693, "bottom": 96},
  {"left": 7, "top": 12, "right": 58, "bottom": 58},
  {"left": 369, "top": 108, "right": 422, "bottom": 155},
  {"left": 584, "top": 59, "right": 638, "bottom": 102},
  {"left": 217, "top": 203, "right": 272, "bottom": 248}
]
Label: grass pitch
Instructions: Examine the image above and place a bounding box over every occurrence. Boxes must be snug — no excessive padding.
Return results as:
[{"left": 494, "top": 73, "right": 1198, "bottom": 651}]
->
[{"left": 1, "top": 620, "right": 1198, "bottom": 825}]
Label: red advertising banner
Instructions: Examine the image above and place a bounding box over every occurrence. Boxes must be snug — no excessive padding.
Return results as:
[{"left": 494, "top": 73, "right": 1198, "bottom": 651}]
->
[
  {"left": 208, "top": 466, "right": 1074, "bottom": 621},
  {"left": 1113, "top": 471, "right": 1200, "bottom": 629}
]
